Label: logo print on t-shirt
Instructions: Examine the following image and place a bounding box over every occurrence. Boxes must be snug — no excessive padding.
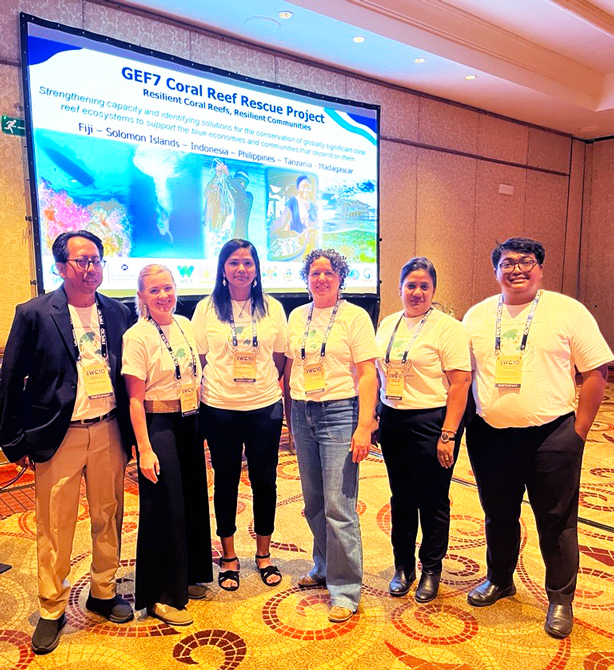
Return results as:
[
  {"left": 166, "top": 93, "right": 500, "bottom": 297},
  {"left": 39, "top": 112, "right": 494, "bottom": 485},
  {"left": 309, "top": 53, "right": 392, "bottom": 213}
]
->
[
  {"left": 79, "top": 331, "right": 102, "bottom": 356},
  {"left": 228, "top": 325, "right": 252, "bottom": 347},
  {"left": 176, "top": 347, "right": 187, "bottom": 359},
  {"left": 501, "top": 328, "right": 535, "bottom": 366}
]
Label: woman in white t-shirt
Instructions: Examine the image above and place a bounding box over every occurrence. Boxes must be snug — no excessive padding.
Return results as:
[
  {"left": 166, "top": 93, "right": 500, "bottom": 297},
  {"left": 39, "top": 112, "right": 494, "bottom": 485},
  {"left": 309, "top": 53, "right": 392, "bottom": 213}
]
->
[
  {"left": 192, "top": 239, "right": 287, "bottom": 592},
  {"left": 376, "top": 257, "right": 471, "bottom": 603},
  {"left": 122, "top": 265, "right": 213, "bottom": 627},
  {"left": 284, "top": 249, "right": 378, "bottom": 624}
]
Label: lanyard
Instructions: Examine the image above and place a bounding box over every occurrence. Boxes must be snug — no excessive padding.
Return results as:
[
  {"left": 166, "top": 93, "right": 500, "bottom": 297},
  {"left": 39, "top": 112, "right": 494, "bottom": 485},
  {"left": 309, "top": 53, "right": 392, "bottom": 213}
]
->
[
  {"left": 495, "top": 290, "right": 542, "bottom": 355},
  {"left": 384, "top": 308, "right": 433, "bottom": 365},
  {"left": 229, "top": 307, "right": 258, "bottom": 349},
  {"left": 69, "top": 300, "right": 108, "bottom": 362},
  {"left": 300, "top": 300, "right": 340, "bottom": 360},
  {"left": 149, "top": 317, "right": 198, "bottom": 380}
]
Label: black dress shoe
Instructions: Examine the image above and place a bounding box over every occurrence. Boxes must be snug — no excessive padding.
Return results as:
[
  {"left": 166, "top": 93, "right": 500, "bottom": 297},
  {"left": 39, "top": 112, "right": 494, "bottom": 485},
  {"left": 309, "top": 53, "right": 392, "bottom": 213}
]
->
[
  {"left": 86, "top": 593, "right": 134, "bottom": 623},
  {"left": 31, "top": 614, "right": 66, "bottom": 654},
  {"left": 545, "top": 603, "right": 573, "bottom": 639},
  {"left": 389, "top": 567, "right": 416, "bottom": 597},
  {"left": 415, "top": 571, "right": 441, "bottom": 603},
  {"left": 467, "top": 579, "right": 516, "bottom": 607}
]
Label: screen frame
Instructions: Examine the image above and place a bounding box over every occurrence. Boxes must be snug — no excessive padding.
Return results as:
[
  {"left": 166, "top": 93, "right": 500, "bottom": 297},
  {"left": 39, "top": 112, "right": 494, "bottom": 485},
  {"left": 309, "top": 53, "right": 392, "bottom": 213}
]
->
[{"left": 19, "top": 12, "right": 380, "bottom": 301}]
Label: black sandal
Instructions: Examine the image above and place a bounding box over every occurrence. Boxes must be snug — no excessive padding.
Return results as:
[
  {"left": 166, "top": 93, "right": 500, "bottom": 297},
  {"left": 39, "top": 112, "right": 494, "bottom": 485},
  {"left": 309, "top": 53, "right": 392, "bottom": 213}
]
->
[
  {"left": 218, "top": 556, "right": 240, "bottom": 591},
  {"left": 255, "top": 553, "right": 282, "bottom": 587}
]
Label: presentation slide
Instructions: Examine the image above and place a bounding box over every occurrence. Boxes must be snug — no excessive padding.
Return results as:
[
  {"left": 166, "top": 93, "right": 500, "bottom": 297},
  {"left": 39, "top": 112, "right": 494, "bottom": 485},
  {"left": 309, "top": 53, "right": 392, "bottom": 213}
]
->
[{"left": 21, "top": 15, "right": 380, "bottom": 296}]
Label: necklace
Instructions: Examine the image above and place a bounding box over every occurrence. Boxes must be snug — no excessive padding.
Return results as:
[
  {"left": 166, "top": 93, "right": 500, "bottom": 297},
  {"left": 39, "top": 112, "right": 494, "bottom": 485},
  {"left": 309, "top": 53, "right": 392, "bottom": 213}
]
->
[{"left": 238, "top": 298, "right": 250, "bottom": 318}]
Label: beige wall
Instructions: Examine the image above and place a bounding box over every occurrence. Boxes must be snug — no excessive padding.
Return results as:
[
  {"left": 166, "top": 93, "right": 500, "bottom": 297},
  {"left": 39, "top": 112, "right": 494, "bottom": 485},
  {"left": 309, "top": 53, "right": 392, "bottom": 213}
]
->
[
  {"left": 0, "top": 0, "right": 592, "bottom": 345},
  {"left": 580, "top": 138, "right": 614, "bottom": 347}
]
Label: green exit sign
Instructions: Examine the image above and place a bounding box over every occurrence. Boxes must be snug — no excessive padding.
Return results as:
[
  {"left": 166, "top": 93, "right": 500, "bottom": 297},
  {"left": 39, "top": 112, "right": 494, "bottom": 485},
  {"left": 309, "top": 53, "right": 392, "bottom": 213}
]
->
[{"left": 2, "top": 115, "right": 25, "bottom": 136}]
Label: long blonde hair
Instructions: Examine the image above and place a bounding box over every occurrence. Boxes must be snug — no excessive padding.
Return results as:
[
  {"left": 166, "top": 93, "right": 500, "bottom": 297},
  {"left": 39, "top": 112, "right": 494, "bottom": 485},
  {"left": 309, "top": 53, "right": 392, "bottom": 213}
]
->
[{"left": 136, "top": 264, "right": 176, "bottom": 318}]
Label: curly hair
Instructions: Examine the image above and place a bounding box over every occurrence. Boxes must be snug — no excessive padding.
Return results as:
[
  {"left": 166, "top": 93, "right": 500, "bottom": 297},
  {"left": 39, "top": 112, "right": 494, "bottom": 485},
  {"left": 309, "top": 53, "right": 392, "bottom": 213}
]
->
[{"left": 300, "top": 248, "right": 349, "bottom": 289}]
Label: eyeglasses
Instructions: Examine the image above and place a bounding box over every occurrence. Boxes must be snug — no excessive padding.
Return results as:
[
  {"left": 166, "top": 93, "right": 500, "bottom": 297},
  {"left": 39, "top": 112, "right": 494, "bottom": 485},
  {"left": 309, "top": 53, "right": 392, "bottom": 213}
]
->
[
  {"left": 498, "top": 258, "right": 538, "bottom": 272},
  {"left": 66, "top": 257, "right": 106, "bottom": 271}
]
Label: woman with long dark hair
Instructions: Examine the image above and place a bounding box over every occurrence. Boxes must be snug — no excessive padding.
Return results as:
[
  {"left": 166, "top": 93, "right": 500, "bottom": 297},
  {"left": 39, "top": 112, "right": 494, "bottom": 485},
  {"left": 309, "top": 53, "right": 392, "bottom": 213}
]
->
[{"left": 192, "top": 239, "right": 288, "bottom": 591}]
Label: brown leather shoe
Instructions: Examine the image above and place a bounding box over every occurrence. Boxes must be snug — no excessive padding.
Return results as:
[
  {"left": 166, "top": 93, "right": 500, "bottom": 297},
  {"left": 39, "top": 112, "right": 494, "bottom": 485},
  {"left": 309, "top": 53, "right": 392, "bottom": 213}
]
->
[
  {"left": 328, "top": 606, "right": 355, "bottom": 623},
  {"left": 298, "top": 572, "right": 326, "bottom": 587}
]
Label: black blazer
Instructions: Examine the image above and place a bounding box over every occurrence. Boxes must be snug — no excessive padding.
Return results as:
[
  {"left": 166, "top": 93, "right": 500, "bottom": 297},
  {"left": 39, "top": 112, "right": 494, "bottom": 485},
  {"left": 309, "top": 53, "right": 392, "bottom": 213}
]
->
[{"left": 0, "top": 288, "right": 133, "bottom": 463}]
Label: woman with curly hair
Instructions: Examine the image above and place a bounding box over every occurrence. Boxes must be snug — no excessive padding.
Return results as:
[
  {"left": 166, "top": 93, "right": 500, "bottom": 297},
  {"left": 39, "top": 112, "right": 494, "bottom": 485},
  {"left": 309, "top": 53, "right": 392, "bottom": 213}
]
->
[{"left": 284, "top": 249, "right": 378, "bottom": 623}]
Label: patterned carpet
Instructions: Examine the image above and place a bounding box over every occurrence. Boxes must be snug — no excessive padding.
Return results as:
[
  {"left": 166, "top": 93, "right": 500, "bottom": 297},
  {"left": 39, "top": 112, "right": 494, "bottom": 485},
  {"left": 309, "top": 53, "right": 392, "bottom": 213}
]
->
[{"left": 1, "top": 388, "right": 613, "bottom": 670}]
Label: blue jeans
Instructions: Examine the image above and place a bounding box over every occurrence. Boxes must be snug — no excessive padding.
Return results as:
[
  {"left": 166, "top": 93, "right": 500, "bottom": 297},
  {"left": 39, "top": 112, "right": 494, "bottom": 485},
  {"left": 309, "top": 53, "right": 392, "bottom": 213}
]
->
[{"left": 291, "top": 397, "right": 362, "bottom": 611}]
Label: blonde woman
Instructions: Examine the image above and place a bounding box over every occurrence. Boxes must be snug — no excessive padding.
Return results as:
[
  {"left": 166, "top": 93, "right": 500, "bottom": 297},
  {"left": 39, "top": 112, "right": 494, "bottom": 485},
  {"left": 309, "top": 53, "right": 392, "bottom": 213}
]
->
[{"left": 122, "top": 265, "right": 213, "bottom": 626}]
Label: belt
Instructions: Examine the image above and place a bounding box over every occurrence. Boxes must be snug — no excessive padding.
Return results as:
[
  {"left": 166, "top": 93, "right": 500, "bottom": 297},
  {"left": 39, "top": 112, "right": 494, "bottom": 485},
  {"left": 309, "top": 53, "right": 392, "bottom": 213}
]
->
[
  {"left": 70, "top": 410, "right": 116, "bottom": 426},
  {"left": 144, "top": 399, "right": 181, "bottom": 414}
]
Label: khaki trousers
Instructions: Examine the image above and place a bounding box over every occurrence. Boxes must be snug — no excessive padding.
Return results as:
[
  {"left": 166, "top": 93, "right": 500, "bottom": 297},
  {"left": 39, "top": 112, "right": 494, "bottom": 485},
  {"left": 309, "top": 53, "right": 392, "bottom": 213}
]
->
[{"left": 34, "top": 417, "right": 126, "bottom": 619}]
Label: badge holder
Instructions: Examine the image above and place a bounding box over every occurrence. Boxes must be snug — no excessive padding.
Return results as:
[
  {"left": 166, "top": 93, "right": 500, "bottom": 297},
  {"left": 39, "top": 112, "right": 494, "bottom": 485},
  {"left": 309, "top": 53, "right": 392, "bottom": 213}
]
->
[
  {"left": 304, "top": 360, "right": 325, "bottom": 394},
  {"left": 82, "top": 362, "right": 114, "bottom": 399},
  {"left": 180, "top": 383, "right": 199, "bottom": 416},
  {"left": 494, "top": 355, "right": 523, "bottom": 388},
  {"left": 385, "top": 363, "right": 406, "bottom": 400},
  {"left": 233, "top": 351, "right": 257, "bottom": 383}
]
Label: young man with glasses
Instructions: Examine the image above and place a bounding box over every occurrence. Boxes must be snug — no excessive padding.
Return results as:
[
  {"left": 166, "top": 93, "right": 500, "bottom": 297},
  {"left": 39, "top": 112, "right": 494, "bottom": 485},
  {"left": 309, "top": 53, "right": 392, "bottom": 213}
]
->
[
  {"left": 462, "top": 237, "right": 612, "bottom": 639},
  {"left": 0, "top": 230, "right": 134, "bottom": 654}
]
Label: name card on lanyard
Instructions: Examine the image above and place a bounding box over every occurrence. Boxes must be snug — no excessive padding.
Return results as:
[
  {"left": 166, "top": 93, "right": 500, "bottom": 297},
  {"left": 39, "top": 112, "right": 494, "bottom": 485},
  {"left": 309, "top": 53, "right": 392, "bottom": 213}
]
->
[
  {"left": 301, "top": 300, "right": 340, "bottom": 395},
  {"left": 229, "top": 308, "right": 258, "bottom": 383},
  {"left": 70, "top": 302, "right": 114, "bottom": 399},
  {"left": 384, "top": 308, "right": 433, "bottom": 400},
  {"left": 149, "top": 317, "right": 199, "bottom": 415},
  {"left": 494, "top": 291, "right": 541, "bottom": 388}
]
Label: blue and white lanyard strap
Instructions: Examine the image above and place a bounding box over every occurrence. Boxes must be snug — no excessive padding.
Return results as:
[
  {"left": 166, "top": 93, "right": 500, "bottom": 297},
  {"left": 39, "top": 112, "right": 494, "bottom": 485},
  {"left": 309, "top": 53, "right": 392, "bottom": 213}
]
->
[
  {"left": 149, "top": 317, "right": 198, "bottom": 381},
  {"left": 495, "top": 290, "right": 542, "bottom": 355},
  {"left": 384, "top": 308, "right": 433, "bottom": 365},
  {"left": 229, "top": 308, "right": 258, "bottom": 349},
  {"left": 69, "top": 300, "right": 108, "bottom": 362},
  {"left": 300, "top": 299, "right": 340, "bottom": 360}
]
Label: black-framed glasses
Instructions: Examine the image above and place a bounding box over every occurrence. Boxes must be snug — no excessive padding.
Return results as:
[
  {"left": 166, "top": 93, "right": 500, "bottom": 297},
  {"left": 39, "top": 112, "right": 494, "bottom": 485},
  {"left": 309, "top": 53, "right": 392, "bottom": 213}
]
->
[
  {"left": 498, "top": 258, "right": 538, "bottom": 272},
  {"left": 66, "top": 257, "right": 106, "bottom": 271}
]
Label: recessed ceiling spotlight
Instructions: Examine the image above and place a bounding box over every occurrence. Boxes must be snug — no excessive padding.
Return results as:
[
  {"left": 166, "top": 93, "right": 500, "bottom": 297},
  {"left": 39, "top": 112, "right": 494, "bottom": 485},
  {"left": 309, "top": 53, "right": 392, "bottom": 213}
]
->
[
  {"left": 414, "top": 57, "right": 426, "bottom": 64},
  {"left": 278, "top": 11, "right": 293, "bottom": 19},
  {"left": 465, "top": 74, "right": 477, "bottom": 80},
  {"left": 353, "top": 36, "right": 366, "bottom": 43}
]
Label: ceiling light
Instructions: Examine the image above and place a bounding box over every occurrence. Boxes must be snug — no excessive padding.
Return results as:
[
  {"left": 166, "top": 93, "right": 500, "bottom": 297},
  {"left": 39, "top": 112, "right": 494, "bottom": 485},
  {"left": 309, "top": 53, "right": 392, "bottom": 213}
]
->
[
  {"left": 353, "top": 36, "right": 366, "bottom": 43},
  {"left": 278, "top": 11, "right": 293, "bottom": 19},
  {"left": 465, "top": 74, "right": 477, "bottom": 80},
  {"left": 414, "top": 57, "right": 426, "bottom": 64}
]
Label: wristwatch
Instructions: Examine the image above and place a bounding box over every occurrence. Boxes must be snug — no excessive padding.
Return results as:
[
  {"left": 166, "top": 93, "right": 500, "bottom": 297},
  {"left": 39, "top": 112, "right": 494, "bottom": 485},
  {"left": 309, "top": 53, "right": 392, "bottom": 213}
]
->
[{"left": 440, "top": 429, "right": 456, "bottom": 443}]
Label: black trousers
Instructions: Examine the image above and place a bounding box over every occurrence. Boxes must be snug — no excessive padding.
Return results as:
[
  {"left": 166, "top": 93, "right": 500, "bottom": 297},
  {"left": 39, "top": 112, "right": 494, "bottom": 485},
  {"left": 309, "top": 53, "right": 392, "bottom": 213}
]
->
[
  {"left": 379, "top": 405, "right": 461, "bottom": 574},
  {"left": 466, "top": 412, "right": 584, "bottom": 605},
  {"left": 135, "top": 412, "right": 213, "bottom": 610},
  {"left": 200, "top": 400, "right": 283, "bottom": 538}
]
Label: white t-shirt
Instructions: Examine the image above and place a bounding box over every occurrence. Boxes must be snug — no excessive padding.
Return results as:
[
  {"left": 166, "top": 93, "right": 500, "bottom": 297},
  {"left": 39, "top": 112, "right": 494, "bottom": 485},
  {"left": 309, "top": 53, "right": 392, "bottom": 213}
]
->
[
  {"left": 69, "top": 304, "right": 116, "bottom": 421},
  {"left": 287, "top": 300, "right": 378, "bottom": 402},
  {"left": 462, "top": 290, "right": 613, "bottom": 428},
  {"left": 121, "top": 315, "right": 202, "bottom": 402},
  {"left": 191, "top": 296, "right": 288, "bottom": 411},
  {"left": 376, "top": 308, "right": 471, "bottom": 410}
]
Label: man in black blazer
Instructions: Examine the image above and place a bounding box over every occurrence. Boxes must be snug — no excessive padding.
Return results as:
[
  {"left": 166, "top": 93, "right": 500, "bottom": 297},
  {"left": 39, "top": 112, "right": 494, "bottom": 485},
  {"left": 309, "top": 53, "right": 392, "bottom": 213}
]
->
[{"left": 0, "top": 230, "right": 134, "bottom": 654}]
